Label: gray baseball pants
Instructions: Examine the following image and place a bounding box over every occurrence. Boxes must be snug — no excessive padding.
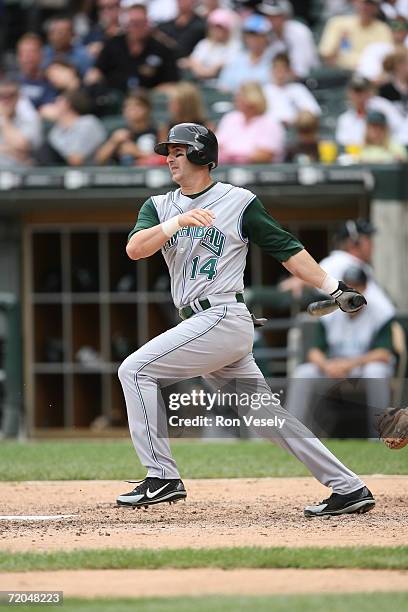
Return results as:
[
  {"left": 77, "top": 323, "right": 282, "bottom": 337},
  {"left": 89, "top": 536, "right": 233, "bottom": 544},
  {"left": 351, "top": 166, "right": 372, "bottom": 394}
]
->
[{"left": 118, "top": 303, "right": 364, "bottom": 494}]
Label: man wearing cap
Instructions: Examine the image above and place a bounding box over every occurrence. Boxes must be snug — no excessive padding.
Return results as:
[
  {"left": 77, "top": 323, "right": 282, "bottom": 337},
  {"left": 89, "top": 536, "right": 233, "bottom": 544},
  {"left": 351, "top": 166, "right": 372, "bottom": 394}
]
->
[
  {"left": 335, "top": 74, "right": 402, "bottom": 146},
  {"left": 359, "top": 109, "right": 408, "bottom": 161},
  {"left": 217, "top": 13, "right": 273, "bottom": 92},
  {"left": 258, "top": 0, "right": 318, "bottom": 79},
  {"left": 286, "top": 265, "right": 395, "bottom": 437},
  {"left": 281, "top": 219, "right": 396, "bottom": 320},
  {"left": 319, "top": 0, "right": 393, "bottom": 70},
  {"left": 318, "top": 219, "right": 395, "bottom": 327}
]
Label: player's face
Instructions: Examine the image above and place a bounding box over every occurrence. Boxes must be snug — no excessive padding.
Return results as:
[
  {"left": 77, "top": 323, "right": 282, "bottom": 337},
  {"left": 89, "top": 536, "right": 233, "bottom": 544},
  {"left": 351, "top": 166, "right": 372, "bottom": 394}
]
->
[{"left": 166, "top": 144, "right": 194, "bottom": 184}]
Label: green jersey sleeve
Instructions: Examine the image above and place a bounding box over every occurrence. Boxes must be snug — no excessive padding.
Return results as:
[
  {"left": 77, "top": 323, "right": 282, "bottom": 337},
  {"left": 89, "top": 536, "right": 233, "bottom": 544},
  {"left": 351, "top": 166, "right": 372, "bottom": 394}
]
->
[
  {"left": 370, "top": 319, "right": 394, "bottom": 352},
  {"left": 242, "top": 197, "right": 304, "bottom": 262},
  {"left": 128, "top": 198, "right": 160, "bottom": 242}
]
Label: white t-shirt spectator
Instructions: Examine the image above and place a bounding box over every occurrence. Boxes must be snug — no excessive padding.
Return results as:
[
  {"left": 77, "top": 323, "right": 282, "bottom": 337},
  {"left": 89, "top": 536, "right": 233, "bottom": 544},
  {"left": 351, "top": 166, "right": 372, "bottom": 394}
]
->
[
  {"left": 263, "top": 82, "right": 321, "bottom": 124},
  {"left": 190, "top": 36, "right": 242, "bottom": 75},
  {"left": 268, "top": 20, "right": 319, "bottom": 79},
  {"left": 0, "top": 96, "right": 42, "bottom": 167},
  {"left": 49, "top": 115, "right": 106, "bottom": 163},
  {"left": 357, "top": 36, "right": 408, "bottom": 82},
  {"left": 335, "top": 96, "right": 403, "bottom": 145},
  {"left": 216, "top": 110, "right": 285, "bottom": 163},
  {"left": 356, "top": 42, "right": 396, "bottom": 81}
]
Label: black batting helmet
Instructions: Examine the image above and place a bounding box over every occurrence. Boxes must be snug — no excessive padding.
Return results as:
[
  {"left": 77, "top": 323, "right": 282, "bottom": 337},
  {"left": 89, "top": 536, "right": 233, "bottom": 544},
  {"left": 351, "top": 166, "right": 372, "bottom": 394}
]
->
[{"left": 154, "top": 123, "right": 218, "bottom": 169}]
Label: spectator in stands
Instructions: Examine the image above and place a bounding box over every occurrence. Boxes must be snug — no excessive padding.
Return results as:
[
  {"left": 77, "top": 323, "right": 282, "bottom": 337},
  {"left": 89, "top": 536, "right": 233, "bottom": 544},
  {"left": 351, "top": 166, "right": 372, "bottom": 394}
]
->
[
  {"left": 263, "top": 53, "right": 321, "bottom": 125},
  {"left": 216, "top": 80, "right": 285, "bottom": 163},
  {"left": 379, "top": 48, "right": 408, "bottom": 115},
  {"left": 285, "top": 111, "right": 321, "bottom": 163},
  {"left": 280, "top": 218, "right": 396, "bottom": 335},
  {"left": 335, "top": 74, "right": 402, "bottom": 146},
  {"left": 15, "top": 33, "right": 57, "bottom": 110},
  {"left": 257, "top": 0, "right": 319, "bottom": 79},
  {"left": 186, "top": 8, "right": 240, "bottom": 81},
  {"left": 358, "top": 108, "right": 408, "bottom": 161},
  {"left": 41, "top": 59, "right": 119, "bottom": 119},
  {"left": 0, "top": 79, "right": 42, "bottom": 167},
  {"left": 44, "top": 60, "right": 82, "bottom": 97},
  {"left": 86, "top": 2, "right": 179, "bottom": 92},
  {"left": 217, "top": 14, "right": 272, "bottom": 92},
  {"left": 43, "top": 16, "right": 94, "bottom": 77},
  {"left": 40, "top": 61, "right": 87, "bottom": 121},
  {"left": 160, "top": 81, "right": 208, "bottom": 140},
  {"left": 96, "top": 89, "right": 158, "bottom": 165},
  {"left": 37, "top": 89, "right": 106, "bottom": 166},
  {"left": 285, "top": 266, "right": 395, "bottom": 437},
  {"left": 82, "top": 0, "right": 122, "bottom": 58},
  {"left": 319, "top": 0, "right": 393, "bottom": 71},
  {"left": 357, "top": 15, "right": 408, "bottom": 83},
  {"left": 157, "top": 0, "right": 206, "bottom": 61}
]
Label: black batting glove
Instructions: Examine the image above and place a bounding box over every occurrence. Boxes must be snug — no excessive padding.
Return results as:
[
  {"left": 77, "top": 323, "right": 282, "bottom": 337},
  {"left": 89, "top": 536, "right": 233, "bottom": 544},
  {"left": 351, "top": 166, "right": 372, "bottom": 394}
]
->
[{"left": 330, "top": 281, "right": 367, "bottom": 314}]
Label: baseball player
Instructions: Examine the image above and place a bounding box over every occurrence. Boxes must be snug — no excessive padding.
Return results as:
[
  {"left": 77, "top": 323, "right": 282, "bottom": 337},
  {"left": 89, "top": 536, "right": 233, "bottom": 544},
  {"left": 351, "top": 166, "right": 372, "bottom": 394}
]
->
[
  {"left": 117, "top": 122, "right": 375, "bottom": 517},
  {"left": 281, "top": 218, "right": 396, "bottom": 325}
]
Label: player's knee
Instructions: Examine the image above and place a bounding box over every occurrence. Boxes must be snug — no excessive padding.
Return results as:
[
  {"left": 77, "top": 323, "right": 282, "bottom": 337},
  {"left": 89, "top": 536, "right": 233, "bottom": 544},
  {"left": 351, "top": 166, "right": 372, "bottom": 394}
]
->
[{"left": 118, "top": 349, "right": 150, "bottom": 384}]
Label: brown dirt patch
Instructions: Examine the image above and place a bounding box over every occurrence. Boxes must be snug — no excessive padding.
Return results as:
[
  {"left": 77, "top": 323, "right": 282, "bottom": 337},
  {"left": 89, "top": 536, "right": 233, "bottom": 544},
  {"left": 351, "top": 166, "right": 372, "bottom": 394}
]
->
[
  {"left": 1, "top": 477, "right": 408, "bottom": 552},
  {"left": 1, "top": 568, "right": 408, "bottom": 597}
]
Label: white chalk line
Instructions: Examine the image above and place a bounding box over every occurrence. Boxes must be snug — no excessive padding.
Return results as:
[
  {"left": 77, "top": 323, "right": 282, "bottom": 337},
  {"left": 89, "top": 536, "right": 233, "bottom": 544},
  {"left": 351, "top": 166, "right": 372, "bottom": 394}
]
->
[{"left": 0, "top": 514, "right": 77, "bottom": 521}]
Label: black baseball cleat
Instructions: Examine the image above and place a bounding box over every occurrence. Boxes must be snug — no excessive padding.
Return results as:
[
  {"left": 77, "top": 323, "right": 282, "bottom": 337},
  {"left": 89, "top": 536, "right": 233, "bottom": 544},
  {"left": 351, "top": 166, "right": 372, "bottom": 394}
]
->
[
  {"left": 304, "top": 486, "right": 375, "bottom": 517},
  {"left": 116, "top": 477, "right": 187, "bottom": 508}
]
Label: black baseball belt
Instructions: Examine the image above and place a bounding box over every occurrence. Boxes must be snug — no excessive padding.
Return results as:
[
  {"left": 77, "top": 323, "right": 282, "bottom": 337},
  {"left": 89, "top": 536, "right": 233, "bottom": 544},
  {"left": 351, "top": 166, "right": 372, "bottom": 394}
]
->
[
  {"left": 179, "top": 292, "right": 245, "bottom": 320},
  {"left": 179, "top": 293, "right": 266, "bottom": 327}
]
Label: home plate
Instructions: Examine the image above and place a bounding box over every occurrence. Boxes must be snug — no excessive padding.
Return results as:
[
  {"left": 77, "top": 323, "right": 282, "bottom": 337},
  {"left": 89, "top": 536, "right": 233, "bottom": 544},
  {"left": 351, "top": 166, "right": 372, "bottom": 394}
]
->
[{"left": 0, "top": 515, "right": 77, "bottom": 521}]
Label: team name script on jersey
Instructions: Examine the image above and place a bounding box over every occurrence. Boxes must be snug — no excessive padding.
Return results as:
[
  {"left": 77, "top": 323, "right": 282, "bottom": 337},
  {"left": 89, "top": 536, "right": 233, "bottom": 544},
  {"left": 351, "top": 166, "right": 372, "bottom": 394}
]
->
[{"left": 163, "top": 225, "right": 226, "bottom": 257}]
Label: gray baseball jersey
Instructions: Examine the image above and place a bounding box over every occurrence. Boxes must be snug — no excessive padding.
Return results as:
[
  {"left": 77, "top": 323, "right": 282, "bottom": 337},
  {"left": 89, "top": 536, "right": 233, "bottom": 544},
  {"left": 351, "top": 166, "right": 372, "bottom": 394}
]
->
[{"left": 129, "top": 181, "right": 303, "bottom": 309}]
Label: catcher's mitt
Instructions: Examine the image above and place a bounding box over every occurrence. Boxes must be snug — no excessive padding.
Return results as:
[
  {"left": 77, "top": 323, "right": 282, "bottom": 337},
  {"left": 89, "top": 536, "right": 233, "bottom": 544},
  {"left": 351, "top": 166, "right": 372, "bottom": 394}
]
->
[{"left": 376, "top": 407, "right": 408, "bottom": 450}]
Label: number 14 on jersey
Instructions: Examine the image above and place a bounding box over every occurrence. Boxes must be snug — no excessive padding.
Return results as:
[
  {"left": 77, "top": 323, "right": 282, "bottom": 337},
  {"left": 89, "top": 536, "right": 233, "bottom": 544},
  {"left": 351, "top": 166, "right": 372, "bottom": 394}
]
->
[{"left": 190, "top": 256, "right": 218, "bottom": 281}]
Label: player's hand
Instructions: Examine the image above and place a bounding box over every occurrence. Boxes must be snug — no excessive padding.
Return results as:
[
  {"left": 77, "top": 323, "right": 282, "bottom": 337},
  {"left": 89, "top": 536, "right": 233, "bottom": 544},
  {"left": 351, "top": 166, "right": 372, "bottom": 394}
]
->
[
  {"left": 179, "top": 208, "right": 215, "bottom": 228},
  {"left": 331, "top": 281, "right": 367, "bottom": 314}
]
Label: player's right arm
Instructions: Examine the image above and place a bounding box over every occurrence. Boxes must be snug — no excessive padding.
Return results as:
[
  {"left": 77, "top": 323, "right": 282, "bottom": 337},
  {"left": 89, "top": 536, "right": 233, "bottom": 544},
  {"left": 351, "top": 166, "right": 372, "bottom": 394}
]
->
[{"left": 127, "top": 198, "right": 215, "bottom": 260}]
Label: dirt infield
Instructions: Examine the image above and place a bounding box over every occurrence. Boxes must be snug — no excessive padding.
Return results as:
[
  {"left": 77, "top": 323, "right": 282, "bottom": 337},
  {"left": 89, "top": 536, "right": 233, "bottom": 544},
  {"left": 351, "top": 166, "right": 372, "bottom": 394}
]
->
[
  {"left": 1, "top": 476, "right": 408, "bottom": 552},
  {"left": 2, "top": 568, "right": 408, "bottom": 598}
]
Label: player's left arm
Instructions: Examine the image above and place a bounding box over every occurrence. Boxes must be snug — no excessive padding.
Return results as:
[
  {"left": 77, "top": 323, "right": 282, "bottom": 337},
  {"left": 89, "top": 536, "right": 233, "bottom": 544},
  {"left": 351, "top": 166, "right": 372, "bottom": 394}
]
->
[{"left": 242, "top": 197, "right": 365, "bottom": 312}]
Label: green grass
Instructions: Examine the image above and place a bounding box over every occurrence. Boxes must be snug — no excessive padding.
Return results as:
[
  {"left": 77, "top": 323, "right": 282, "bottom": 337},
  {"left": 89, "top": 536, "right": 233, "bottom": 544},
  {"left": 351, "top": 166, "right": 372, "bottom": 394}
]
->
[
  {"left": 1, "top": 547, "right": 408, "bottom": 573},
  {"left": 0, "top": 439, "right": 406, "bottom": 481},
  {"left": 5, "top": 593, "right": 408, "bottom": 612}
]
